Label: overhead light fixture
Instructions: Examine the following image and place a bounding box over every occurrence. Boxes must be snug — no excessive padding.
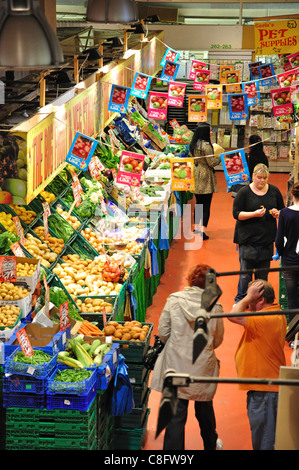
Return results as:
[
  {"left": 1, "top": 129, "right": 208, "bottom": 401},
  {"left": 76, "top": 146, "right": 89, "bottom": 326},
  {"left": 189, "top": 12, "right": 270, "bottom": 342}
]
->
[
  {"left": 145, "top": 15, "right": 160, "bottom": 23},
  {"left": 0, "top": 0, "right": 64, "bottom": 70},
  {"left": 86, "top": 0, "right": 139, "bottom": 24},
  {"left": 79, "top": 47, "right": 103, "bottom": 61},
  {"left": 106, "top": 37, "right": 124, "bottom": 48},
  {"left": 127, "top": 22, "right": 146, "bottom": 35}
]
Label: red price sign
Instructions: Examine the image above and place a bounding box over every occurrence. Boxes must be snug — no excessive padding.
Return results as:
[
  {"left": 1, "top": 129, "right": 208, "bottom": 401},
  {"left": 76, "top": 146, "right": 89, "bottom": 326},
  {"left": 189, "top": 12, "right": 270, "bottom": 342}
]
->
[
  {"left": 43, "top": 274, "right": 50, "bottom": 317},
  {"left": 13, "top": 216, "right": 25, "bottom": 245},
  {"left": 59, "top": 301, "right": 70, "bottom": 331},
  {"left": 0, "top": 256, "right": 17, "bottom": 282},
  {"left": 16, "top": 328, "right": 34, "bottom": 357},
  {"left": 102, "top": 306, "right": 107, "bottom": 328},
  {"left": 72, "top": 181, "right": 82, "bottom": 207},
  {"left": 10, "top": 242, "right": 25, "bottom": 257},
  {"left": 70, "top": 171, "right": 83, "bottom": 193}
]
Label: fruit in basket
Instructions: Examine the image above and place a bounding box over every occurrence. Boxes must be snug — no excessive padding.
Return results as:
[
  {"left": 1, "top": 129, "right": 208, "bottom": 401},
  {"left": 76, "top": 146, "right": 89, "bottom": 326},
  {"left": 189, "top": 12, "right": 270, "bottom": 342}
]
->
[
  {"left": 0, "top": 303, "right": 21, "bottom": 327},
  {"left": 0, "top": 283, "right": 29, "bottom": 300},
  {"left": 40, "top": 190, "right": 55, "bottom": 203},
  {"left": 102, "top": 261, "right": 125, "bottom": 283},
  {"left": 103, "top": 320, "right": 149, "bottom": 342},
  {"left": 23, "top": 233, "right": 58, "bottom": 267},
  {"left": 16, "top": 262, "right": 37, "bottom": 277},
  {"left": 10, "top": 205, "right": 36, "bottom": 225},
  {"left": 32, "top": 226, "right": 64, "bottom": 254},
  {"left": 0, "top": 212, "right": 17, "bottom": 233}
]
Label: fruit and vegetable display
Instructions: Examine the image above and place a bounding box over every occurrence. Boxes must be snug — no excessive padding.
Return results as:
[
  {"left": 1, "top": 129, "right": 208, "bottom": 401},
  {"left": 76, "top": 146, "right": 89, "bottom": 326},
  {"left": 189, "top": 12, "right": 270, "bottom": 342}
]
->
[
  {"left": 76, "top": 297, "right": 114, "bottom": 315},
  {"left": 22, "top": 232, "right": 58, "bottom": 268},
  {"left": 58, "top": 336, "right": 112, "bottom": 368},
  {"left": 0, "top": 282, "right": 29, "bottom": 300},
  {"left": 0, "top": 303, "right": 21, "bottom": 328},
  {"left": 0, "top": 231, "right": 19, "bottom": 254},
  {"left": 102, "top": 320, "right": 150, "bottom": 342},
  {"left": 9, "top": 205, "right": 36, "bottom": 225}
]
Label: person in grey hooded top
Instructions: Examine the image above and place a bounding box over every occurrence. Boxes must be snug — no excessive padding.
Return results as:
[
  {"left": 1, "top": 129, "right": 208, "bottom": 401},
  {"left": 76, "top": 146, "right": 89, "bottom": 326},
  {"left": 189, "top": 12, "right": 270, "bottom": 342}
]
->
[{"left": 150, "top": 264, "right": 224, "bottom": 450}]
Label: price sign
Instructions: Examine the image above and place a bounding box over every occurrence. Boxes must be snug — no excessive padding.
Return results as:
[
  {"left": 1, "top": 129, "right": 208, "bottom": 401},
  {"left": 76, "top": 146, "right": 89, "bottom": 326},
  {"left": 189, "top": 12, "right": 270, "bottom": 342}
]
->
[
  {"left": 10, "top": 242, "right": 25, "bottom": 257},
  {"left": 42, "top": 202, "right": 50, "bottom": 240},
  {"left": 72, "top": 181, "right": 82, "bottom": 207},
  {"left": 13, "top": 216, "right": 25, "bottom": 245},
  {"left": 100, "top": 197, "right": 108, "bottom": 215},
  {"left": 43, "top": 274, "right": 50, "bottom": 317},
  {"left": 70, "top": 171, "right": 83, "bottom": 193},
  {"left": 59, "top": 301, "right": 70, "bottom": 331},
  {"left": 102, "top": 306, "right": 107, "bottom": 328},
  {"left": 0, "top": 255, "right": 17, "bottom": 282},
  {"left": 16, "top": 328, "right": 34, "bottom": 357},
  {"left": 89, "top": 156, "right": 105, "bottom": 179}
]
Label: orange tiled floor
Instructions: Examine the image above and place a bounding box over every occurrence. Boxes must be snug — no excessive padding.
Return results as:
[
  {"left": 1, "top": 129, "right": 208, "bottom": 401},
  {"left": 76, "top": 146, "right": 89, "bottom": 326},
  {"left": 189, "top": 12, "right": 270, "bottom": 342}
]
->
[{"left": 143, "top": 170, "right": 292, "bottom": 451}]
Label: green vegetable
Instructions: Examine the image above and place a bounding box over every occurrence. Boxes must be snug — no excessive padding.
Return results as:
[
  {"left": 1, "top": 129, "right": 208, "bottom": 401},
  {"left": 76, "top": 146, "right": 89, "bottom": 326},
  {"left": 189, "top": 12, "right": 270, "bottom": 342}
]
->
[
  {"left": 76, "top": 198, "right": 97, "bottom": 219},
  {"left": 13, "top": 349, "right": 52, "bottom": 364},
  {"left": 48, "top": 213, "right": 74, "bottom": 242},
  {"left": 130, "top": 111, "right": 145, "bottom": 127},
  {"left": 39, "top": 285, "right": 83, "bottom": 322},
  {"left": 54, "top": 368, "right": 92, "bottom": 383},
  {"left": 0, "top": 231, "right": 20, "bottom": 254}
]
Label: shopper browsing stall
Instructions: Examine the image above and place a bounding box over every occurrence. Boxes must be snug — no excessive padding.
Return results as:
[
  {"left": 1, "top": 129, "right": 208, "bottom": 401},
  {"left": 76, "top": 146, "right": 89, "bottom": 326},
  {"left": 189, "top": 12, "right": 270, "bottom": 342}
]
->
[
  {"left": 275, "top": 182, "right": 299, "bottom": 318},
  {"left": 229, "top": 279, "right": 287, "bottom": 450},
  {"left": 232, "top": 163, "right": 284, "bottom": 304},
  {"left": 189, "top": 123, "right": 223, "bottom": 240},
  {"left": 150, "top": 264, "right": 224, "bottom": 450}
]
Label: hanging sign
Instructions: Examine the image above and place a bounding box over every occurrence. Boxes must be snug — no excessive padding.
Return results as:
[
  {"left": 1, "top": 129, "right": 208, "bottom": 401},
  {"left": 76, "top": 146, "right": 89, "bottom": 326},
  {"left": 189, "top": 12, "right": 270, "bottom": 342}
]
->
[
  {"left": 16, "top": 328, "right": 34, "bottom": 358},
  {"left": 277, "top": 67, "right": 299, "bottom": 88},
  {"left": 225, "top": 70, "right": 241, "bottom": 93},
  {"left": 168, "top": 81, "right": 186, "bottom": 107},
  {"left": 228, "top": 93, "right": 249, "bottom": 120},
  {"left": 287, "top": 51, "right": 299, "bottom": 69},
  {"left": 189, "top": 61, "right": 207, "bottom": 80},
  {"left": 130, "top": 73, "right": 152, "bottom": 99},
  {"left": 160, "top": 61, "right": 180, "bottom": 82},
  {"left": 242, "top": 80, "right": 261, "bottom": 106},
  {"left": 254, "top": 20, "right": 299, "bottom": 56},
  {"left": 148, "top": 92, "right": 168, "bottom": 120},
  {"left": 116, "top": 151, "right": 145, "bottom": 187},
  {"left": 271, "top": 87, "right": 293, "bottom": 117},
  {"left": 10, "top": 242, "right": 25, "bottom": 257},
  {"left": 249, "top": 62, "right": 262, "bottom": 81},
  {"left": 219, "top": 66, "right": 234, "bottom": 84},
  {"left": 66, "top": 132, "right": 98, "bottom": 171},
  {"left": 220, "top": 149, "right": 250, "bottom": 191},
  {"left": 188, "top": 95, "right": 208, "bottom": 122},
  {"left": 170, "top": 158, "right": 194, "bottom": 191},
  {"left": 88, "top": 156, "right": 105, "bottom": 180},
  {"left": 13, "top": 216, "right": 25, "bottom": 245},
  {"left": 206, "top": 85, "right": 223, "bottom": 109},
  {"left": 258, "top": 63, "right": 276, "bottom": 87},
  {"left": 193, "top": 70, "right": 211, "bottom": 91},
  {"left": 108, "top": 85, "right": 131, "bottom": 114},
  {"left": 0, "top": 255, "right": 17, "bottom": 282},
  {"left": 160, "top": 47, "right": 180, "bottom": 66}
]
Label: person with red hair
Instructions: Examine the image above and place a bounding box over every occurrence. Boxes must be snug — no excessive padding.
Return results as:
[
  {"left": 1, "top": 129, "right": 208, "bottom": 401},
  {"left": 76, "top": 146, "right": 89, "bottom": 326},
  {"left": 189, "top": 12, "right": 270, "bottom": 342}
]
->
[{"left": 151, "top": 264, "right": 224, "bottom": 450}]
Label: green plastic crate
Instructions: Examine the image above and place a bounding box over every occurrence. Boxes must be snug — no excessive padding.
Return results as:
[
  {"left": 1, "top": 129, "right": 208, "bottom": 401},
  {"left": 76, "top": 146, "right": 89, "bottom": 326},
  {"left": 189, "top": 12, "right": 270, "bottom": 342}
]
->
[
  {"left": 114, "top": 388, "right": 150, "bottom": 429},
  {"left": 108, "top": 322, "right": 153, "bottom": 363},
  {"left": 113, "top": 408, "right": 150, "bottom": 450}
]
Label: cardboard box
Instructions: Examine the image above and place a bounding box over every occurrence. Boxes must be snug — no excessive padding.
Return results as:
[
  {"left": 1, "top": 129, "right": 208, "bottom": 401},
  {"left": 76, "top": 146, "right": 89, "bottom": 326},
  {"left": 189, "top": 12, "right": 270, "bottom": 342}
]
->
[
  {"left": 0, "top": 289, "right": 32, "bottom": 318},
  {"left": 16, "top": 257, "right": 41, "bottom": 293}
]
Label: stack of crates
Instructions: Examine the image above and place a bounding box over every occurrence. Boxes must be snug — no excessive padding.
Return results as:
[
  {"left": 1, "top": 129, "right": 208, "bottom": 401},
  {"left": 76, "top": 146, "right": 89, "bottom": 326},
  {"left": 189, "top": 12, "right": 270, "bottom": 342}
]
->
[
  {"left": 97, "top": 381, "right": 115, "bottom": 450},
  {"left": 112, "top": 322, "right": 153, "bottom": 450},
  {"left": 0, "top": 365, "right": 5, "bottom": 450}
]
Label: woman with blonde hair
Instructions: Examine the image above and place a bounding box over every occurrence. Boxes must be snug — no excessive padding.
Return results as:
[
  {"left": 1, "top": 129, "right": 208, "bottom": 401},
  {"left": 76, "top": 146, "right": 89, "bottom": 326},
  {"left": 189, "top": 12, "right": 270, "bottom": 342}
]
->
[{"left": 232, "top": 163, "right": 285, "bottom": 303}]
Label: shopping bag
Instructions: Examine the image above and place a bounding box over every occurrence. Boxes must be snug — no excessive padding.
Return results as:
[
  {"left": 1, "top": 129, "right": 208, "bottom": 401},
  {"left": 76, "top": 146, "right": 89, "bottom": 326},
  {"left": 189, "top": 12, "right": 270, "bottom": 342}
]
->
[{"left": 110, "top": 354, "right": 134, "bottom": 416}]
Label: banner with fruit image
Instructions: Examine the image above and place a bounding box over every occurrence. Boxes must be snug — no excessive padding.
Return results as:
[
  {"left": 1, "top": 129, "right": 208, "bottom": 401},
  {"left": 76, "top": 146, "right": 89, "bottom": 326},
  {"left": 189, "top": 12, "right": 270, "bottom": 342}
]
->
[
  {"left": 170, "top": 158, "right": 195, "bottom": 191},
  {"left": 0, "top": 132, "right": 28, "bottom": 205},
  {"left": 287, "top": 52, "right": 299, "bottom": 69},
  {"left": 219, "top": 66, "right": 234, "bottom": 84},
  {"left": 160, "top": 61, "right": 180, "bottom": 82},
  {"left": 160, "top": 47, "right": 180, "bottom": 67},
  {"left": 258, "top": 63, "right": 276, "bottom": 87},
  {"left": 193, "top": 69, "right": 211, "bottom": 91},
  {"left": 228, "top": 93, "right": 249, "bottom": 120},
  {"left": 108, "top": 85, "right": 131, "bottom": 114},
  {"left": 148, "top": 92, "right": 168, "bottom": 120},
  {"left": 220, "top": 149, "right": 250, "bottom": 191},
  {"left": 66, "top": 132, "right": 98, "bottom": 171},
  {"left": 225, "top": 70, "right": 241, "bottom": 93},
  {"left": 205, "top": 85, "right": 223, "bottom": 110},
  {"left": 188, "top": 96, "right": 207, "bottom": 122},
  {"left": 271, "top": 87, "right": 293, "bottom": 117},
  {"left": 277, "top": 67, "right": 299, "bottom": 89},
  {"left": 116, "top": 150, "right": 145, "bottom": 187},
  {"left": 168, "top": 81, "right": 186, "bottom": 107},
  {"left": 242, "top": 80, "right": 261, "bottom": 106},
  {"left": 249, "top": 62, "right": 261, "bottom": 81},
  {"left": 189, "top": 61, "right": 207, "bottom": 80},
  {"left": 131, "top": 73, "right": 152, "bottom": 99}
]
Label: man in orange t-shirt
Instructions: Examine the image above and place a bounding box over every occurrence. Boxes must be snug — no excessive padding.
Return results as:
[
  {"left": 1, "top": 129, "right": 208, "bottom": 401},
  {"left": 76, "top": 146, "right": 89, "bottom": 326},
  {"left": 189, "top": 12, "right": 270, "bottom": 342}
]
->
[{"left": 229, "top": 279, "right": 287, "bottom": 450}]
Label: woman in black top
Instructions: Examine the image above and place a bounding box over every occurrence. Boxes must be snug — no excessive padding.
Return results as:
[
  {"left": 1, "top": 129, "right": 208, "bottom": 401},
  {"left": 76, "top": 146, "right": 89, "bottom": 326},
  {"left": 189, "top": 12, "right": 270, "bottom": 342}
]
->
[
  {"left": 275, "top": 182, "right": 299, "bottom": 318},
  {"left": 233, "top": 163, "right": 285, "bottom": 303},
  {"left": 247, "top": 135, "right": 269, "bottom": 180}
]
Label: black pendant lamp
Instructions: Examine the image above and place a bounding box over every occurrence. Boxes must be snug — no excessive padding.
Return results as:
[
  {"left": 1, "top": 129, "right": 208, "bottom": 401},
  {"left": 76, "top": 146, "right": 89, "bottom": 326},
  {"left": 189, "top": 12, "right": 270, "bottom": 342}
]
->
[
  {"left": 86, "top": 0, "right": 139, "bottom": 24},
  {"left": 0, "top": 0, "right": 64, "bottom": 70}
]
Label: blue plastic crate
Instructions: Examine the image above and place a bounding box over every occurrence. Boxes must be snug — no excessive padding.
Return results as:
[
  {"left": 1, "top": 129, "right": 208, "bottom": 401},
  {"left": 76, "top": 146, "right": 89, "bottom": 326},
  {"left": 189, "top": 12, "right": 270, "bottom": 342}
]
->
[
  {"left": 3, "top": 374, "right": 47, "bottom": 395},
  {"left": 104, "top": 343, "right": 120, "bottom": 377},
  {"left": 5, "top": 347, "right": 58, "bottom": 380},
  {"left": 47, "top": 365, "right": 97, "bottom": 396},
  {"left": 3, "top": 392, "right": 46, "bottom": 408},
  {"left": 46, "top": 384, "right": 97, "bottom": 411}
]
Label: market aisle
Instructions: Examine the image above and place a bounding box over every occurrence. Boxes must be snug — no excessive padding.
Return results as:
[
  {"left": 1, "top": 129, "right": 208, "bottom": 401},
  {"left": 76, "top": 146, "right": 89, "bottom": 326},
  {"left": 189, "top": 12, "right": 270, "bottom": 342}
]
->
[{"left": 143, "top": 170, "right": 292, "bottom": 451}]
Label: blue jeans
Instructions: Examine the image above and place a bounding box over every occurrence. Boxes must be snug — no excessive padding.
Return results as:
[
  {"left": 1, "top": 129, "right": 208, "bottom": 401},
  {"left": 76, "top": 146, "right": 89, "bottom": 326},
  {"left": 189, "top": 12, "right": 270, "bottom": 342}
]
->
[
  {"left": 247, "top": 391, "right": 278, "bottom": 450},
  {"left": 235, "top": 245, "right": 270, "bottom": 303},
  {"left": 282, "top": 269, "right": 299, "bottom": 319}
]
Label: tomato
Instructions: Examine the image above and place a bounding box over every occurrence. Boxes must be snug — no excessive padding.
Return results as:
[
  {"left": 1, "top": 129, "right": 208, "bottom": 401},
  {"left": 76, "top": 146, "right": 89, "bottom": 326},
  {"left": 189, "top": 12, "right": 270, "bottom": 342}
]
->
[{"left": 122, "top": 156, "right": 131, "bottom": 165}]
